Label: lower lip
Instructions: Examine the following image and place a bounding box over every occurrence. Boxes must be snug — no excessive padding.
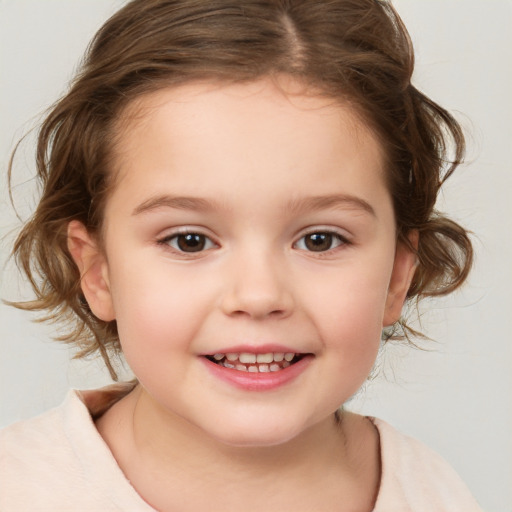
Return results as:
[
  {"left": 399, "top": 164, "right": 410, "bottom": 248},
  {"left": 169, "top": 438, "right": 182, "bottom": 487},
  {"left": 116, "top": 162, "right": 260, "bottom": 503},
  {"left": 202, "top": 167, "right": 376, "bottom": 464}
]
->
[{"left": 201, "top": 355, "right": 313, "bottom": 391}]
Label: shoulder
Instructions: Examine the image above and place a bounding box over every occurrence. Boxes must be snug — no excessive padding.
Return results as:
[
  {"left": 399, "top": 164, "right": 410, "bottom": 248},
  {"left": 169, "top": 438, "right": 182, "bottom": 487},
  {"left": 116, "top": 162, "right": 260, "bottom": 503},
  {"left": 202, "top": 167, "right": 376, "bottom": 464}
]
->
[
  {"left": 371, "top": 417, "right": 483, "bottom": 512},
  {"left": 0, "top": 391, "right": 88, "bottom": 508},
  {"left": 1, "top": 392, "right": 76, "bottom": 474},
  {"left": 0, "top": 386, "right": 152, "bottom": 511}
]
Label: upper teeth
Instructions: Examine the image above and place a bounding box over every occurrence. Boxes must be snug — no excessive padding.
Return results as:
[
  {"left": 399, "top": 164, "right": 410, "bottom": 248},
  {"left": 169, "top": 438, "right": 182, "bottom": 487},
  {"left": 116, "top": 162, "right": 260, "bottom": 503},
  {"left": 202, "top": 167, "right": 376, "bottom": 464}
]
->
[{"left": 212, "top": 352, "right": 296, "bottom": 364}]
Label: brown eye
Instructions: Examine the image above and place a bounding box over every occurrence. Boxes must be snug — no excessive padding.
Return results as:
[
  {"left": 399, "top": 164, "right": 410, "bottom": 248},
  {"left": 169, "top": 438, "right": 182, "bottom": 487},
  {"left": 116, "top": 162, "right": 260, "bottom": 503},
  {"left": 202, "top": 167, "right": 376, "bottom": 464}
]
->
[
  {"left": 295, "top": 232, "right": 345, "bottom": 252},
  {"left": 177, "top": 234, "right": 205, "bottom": 252},
  {"left": 165, "top": 233, "right": 215, "bottom": 253},
  {"left": 305, "top": 233, "right": 332, "bottom": 251}
]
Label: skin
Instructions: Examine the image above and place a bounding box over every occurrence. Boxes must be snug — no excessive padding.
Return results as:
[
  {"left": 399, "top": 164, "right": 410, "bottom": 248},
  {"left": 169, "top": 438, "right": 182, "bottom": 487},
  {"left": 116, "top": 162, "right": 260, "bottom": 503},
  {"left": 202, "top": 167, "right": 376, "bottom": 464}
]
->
[{"left": 68, "top": 78, "right": 417, "bottom": 511}]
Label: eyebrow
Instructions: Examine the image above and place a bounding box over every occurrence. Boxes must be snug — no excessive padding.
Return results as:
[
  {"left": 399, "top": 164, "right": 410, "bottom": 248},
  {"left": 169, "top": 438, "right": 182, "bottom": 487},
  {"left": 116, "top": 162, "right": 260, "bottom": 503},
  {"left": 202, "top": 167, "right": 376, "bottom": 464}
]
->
[
  {"left": 132, "top": 193, "right": 375, "bottom": 217},
  {"left": 132, "top": 195, "right": 220, "bottom": 215},
  {"left": 286, "top": 194, "right": 376, "bottom": 217}
]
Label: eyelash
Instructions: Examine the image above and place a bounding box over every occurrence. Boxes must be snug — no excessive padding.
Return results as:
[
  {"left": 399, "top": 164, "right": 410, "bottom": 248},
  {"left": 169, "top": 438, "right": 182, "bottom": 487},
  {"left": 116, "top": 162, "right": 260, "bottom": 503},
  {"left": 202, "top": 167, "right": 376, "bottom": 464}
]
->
[
  {"left": 156, "top": 228, "right": 350, "bottom": 255},
  {"left": 157, "top": 230, "right": 217, "bottom": 254},
  {"left": 293, "top": 230, "right": 350, "bottom": 253}
]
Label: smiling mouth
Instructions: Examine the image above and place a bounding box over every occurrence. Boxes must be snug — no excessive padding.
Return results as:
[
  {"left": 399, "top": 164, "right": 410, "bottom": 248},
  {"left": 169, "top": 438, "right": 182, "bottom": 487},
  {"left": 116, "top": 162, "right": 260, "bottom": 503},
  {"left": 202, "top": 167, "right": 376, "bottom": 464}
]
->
[{"left": 205, "top": 352, "right": 306, "bottom": 373}]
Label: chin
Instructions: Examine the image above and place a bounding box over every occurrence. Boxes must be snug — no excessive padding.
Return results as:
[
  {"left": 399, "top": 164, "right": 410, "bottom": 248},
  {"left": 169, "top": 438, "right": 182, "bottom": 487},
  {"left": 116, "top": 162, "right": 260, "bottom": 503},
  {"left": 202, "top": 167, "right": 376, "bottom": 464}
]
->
[
  {"left": 214, "top": 431, "right": 298, "bottom": 449},
  {"left": 204, "top": 414, "right": 312, "bottom": 449}
]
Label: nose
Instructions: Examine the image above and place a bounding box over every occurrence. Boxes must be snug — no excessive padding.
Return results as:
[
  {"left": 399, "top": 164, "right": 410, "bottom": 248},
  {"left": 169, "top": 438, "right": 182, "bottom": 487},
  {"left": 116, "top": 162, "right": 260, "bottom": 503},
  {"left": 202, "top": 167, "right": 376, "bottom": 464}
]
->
[{"left": 220, "top": 250, "right": 294, "bottom": 320}]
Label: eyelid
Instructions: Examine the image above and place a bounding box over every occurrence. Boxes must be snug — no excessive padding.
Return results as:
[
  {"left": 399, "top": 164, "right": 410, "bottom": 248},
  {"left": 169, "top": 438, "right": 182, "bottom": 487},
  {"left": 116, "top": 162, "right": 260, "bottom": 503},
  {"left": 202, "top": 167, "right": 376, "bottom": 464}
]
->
[{"left": 294, "top": 226, "right": 351, "bottom": 241}]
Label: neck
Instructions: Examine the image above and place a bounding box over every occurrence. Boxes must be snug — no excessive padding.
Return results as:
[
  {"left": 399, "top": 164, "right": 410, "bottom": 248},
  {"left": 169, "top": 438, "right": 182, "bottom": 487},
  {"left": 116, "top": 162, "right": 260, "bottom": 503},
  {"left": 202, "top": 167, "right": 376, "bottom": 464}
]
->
[
  {"left": 143, "top": 387, "right": 344, "bottom": 468},
  {"left": 96, "top": 384, "right": 380, "bottom": 512}
]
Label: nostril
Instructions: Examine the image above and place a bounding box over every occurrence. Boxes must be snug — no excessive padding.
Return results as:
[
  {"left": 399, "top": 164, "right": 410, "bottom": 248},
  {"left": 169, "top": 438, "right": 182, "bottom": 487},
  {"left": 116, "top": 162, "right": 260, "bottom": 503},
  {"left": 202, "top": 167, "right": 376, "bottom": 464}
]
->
[
  {"left": 227, "top": 307, "right": 289, "bottom": 320},
  {"left": 220, "top": 276, "right": 294, "bottom": 320}
]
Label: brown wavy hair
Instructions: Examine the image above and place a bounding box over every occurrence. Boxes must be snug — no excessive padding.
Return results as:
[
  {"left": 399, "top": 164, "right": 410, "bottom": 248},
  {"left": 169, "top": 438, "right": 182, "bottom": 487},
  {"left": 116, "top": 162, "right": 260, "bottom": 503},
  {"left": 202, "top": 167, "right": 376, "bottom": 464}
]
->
[{"left": 8, "top": 0, "right": 472, "bottom": 379}]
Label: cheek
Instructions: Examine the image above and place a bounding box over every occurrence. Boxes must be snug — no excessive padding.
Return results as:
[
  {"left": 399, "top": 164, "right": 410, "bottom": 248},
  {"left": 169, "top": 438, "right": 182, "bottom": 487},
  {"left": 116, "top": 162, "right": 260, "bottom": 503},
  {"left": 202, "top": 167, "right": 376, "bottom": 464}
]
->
[
  {"left": 107, "top": 257, "right": 200, "bottom": 350},
  {"left": 306, "top": 266, "right": 391, "bottom": 335},
  {"left": 106, "top": 250, "right": 224, "bottom": 367},
  {"left": 301, "top": 262, "right": 391, "bottom": 375}
]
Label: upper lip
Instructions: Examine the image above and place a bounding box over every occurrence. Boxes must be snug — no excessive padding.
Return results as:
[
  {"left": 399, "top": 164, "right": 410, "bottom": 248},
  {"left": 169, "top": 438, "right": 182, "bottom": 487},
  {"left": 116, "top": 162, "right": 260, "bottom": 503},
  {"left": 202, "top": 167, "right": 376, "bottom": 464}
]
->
[{"left": 201, "top": 344, "right": 309, "bottom": 356}]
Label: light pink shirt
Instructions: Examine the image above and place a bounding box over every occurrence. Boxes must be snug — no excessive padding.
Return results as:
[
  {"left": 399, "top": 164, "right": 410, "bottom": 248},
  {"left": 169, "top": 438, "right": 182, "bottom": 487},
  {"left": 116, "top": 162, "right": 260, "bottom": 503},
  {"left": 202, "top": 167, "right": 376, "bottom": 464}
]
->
[{"left": 0, "top": 388, "right": 483, "bottom": 511}]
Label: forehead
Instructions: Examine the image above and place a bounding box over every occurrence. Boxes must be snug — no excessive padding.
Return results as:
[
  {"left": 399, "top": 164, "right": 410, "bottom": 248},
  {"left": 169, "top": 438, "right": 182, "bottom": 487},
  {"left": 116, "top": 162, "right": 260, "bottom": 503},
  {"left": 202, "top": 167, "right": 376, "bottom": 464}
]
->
[
  {"left": 107, "top": 78, "right": 388, "bottom": 205},
  {"left": 115, "top": 78, "right": 382, "bottom": 152}
]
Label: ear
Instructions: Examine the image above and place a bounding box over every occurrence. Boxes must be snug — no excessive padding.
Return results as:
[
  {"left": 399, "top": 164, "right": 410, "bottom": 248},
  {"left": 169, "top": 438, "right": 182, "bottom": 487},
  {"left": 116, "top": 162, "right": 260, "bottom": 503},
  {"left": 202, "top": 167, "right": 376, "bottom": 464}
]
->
[
  {"left": 383, "top": 231, "right": 418, "bottom": 327},
  {"left": 67, "top": 220, "right": 115, "bottom": 321}
]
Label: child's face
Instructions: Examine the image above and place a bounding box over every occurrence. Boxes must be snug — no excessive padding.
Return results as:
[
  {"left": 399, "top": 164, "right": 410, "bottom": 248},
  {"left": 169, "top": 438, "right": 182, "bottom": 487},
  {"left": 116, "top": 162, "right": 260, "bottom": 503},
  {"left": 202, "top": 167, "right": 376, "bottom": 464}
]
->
[{"left": 73, "top": 79, "right": 415, "bottom": 446}]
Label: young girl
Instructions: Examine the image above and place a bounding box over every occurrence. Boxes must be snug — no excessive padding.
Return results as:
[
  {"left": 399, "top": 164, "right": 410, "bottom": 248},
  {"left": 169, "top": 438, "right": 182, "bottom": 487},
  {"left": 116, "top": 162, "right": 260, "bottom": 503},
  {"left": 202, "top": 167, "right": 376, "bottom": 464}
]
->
[{"left": 0, "top": 0, "right": 484, "bottom": 510}]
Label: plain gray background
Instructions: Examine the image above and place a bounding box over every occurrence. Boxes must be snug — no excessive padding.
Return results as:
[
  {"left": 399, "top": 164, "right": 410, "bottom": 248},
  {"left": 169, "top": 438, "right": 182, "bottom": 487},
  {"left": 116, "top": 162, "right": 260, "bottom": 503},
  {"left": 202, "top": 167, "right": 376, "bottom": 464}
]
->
[{"left": 1, "top": 1, "right": 511, "bottom": 510}]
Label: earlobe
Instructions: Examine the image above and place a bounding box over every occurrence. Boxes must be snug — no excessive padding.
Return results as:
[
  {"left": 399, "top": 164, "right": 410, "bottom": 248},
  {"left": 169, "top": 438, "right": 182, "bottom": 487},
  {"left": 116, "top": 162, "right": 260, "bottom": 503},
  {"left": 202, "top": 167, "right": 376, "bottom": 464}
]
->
[
  {"left": 67, "top": 220, "right": 115, "bottom": 321},
  {"left": 383, "top": 231, "right": 418, "bottom": 327}
]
